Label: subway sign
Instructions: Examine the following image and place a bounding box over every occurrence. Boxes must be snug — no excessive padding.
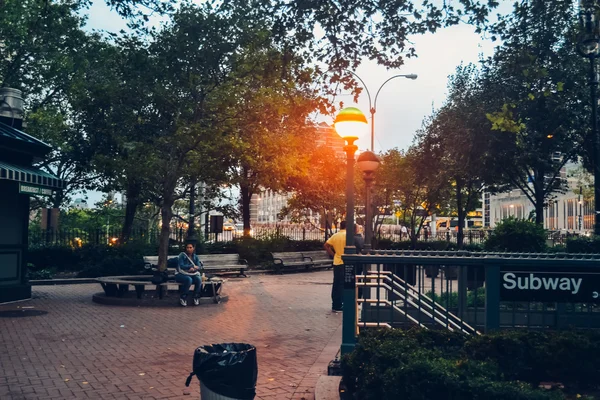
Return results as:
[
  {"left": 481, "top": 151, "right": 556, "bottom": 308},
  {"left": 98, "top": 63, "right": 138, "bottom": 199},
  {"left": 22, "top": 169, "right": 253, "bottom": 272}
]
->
[
  {"left": 500, "top": 271, "right": 600, "bottom": 303},
  {"left": 19, "top": 183, "right": 53, "bottom": 196}
]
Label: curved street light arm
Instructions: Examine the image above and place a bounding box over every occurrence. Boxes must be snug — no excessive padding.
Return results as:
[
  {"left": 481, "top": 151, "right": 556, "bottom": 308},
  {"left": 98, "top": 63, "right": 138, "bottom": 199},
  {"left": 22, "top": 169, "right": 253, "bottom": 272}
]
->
[
  {"left": 345, "top": 70, "right": 372, "bottom": 110},
  {"left": 374, "top": 74, "right": 414, "bottom": 112}
]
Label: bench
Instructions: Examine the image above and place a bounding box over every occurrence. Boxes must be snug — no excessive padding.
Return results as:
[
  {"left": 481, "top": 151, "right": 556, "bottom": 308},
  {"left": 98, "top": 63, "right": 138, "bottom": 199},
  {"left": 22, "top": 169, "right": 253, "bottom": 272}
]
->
[
  {"left": 143, "top": 254, "right": 248, "bottom": 277},
  {"left": 271, "top": 251, "right": 313, "bottom": 274},
  {"left": 302, "top": 251, "right": 333, "bottom": 269},
  {"left": 97, "top": 275, "right": 225, "bottom": 303}
]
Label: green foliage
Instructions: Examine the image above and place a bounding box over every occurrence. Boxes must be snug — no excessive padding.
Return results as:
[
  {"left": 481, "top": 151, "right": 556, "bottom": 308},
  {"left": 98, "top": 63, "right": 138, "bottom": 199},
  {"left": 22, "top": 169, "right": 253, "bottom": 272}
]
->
[
  {"left": 343, "top": 329, "right": 600, "bottom": 399},
  {"left": 27, "top": 269, "right": 55, "bottom": 280},
  {"left": 27, "top": 246, "right": 81, "bottom": 272},
  {"left": 465, "top": 330, "right": 600, "bottom": 390},
  {"left": 565, "top": 236, "right": 600, "bottom": 253},
  {"left": 484, "top": 217, "right": 547, "bottom": 252},
  {"left": 28, "top": 238, "right": 325, "bottom": 274},
  {"left": 342, "top": 329, "right": 567, "bottom": 400},
  {"left": 425, "top": 287, "right": 486, "bottom": 309},
  {"left": 26, "top": 263, "right": 55, "bottom": 280},
  {"left": 27, "top": 241, "right": 155, "bottom": 277}
]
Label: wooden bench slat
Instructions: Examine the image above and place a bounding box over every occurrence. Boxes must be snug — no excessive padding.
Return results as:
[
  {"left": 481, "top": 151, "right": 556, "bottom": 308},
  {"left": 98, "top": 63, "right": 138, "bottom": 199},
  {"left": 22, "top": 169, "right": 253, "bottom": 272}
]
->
[{"left": 270, "top": 251, "right": 314, "bottom": 274}]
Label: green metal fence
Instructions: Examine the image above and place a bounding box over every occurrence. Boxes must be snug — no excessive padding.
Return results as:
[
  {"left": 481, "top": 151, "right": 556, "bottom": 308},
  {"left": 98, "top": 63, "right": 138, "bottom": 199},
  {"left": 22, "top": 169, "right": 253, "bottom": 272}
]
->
[{"left": 340, "top": 251, "right": 600, "bottom": 354}]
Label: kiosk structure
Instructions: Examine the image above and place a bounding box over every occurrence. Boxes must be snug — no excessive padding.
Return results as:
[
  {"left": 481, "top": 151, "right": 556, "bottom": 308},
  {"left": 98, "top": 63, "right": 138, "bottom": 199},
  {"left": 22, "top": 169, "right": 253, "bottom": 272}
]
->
[{"left": 0, "top": 88, "right": 64, "bottom": 303}]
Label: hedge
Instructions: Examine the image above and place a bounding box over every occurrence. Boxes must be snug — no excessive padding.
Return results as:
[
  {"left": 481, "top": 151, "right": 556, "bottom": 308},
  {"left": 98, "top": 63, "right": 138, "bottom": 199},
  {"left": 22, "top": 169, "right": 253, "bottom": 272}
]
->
[
  {"left": 342, "top": 329, "right": 600, "bottom": 400},
  {"left": 25, "top": 237, "right": 327, "bottom": 277}
]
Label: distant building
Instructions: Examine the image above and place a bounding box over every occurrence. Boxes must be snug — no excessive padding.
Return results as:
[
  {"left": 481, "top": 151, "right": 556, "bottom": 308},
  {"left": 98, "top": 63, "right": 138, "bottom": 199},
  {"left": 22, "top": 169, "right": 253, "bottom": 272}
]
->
[
  {"left": 485, "top": 162, "right": 592, "bottom": 233},
  {"left": 314, "top": 122, "right": 345, "bottom": 158},
  {"left": 72, "top": 198, "right": 88, "bottom": 209}
]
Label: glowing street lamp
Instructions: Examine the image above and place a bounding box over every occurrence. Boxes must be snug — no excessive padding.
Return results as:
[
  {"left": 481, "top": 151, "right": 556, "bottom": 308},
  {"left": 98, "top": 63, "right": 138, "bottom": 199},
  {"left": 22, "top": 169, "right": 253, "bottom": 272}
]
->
[
  {"left": 357, "top": 151, "right": 381, "bottom": 252},
  {"left": 334, "top": 106, "right": 368, "bottom": 355}
]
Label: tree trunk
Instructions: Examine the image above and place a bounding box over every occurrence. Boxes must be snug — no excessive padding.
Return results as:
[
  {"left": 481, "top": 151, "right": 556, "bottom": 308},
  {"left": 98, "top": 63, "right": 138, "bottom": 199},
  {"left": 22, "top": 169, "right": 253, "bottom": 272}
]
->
[
  {"left": 121, "top": 179, "right": 141, "bottom": 242},
  {"left": 157, "top": 199, "right": 174, "bottom": 272},
  {"left": 535, "top": 194, "right": 545, "bottom": 226},
  {"left": 410, "top": 217, "right": 418, "bottom": 249},
  {"left": 240, "top": 184, "right": 252, "bottom": 237},
  {"left": 533, "top": 171, "right": 544, "bottom": 225},
  {"left": 456, "top": 180, "right": 464, "bottom": 249}
]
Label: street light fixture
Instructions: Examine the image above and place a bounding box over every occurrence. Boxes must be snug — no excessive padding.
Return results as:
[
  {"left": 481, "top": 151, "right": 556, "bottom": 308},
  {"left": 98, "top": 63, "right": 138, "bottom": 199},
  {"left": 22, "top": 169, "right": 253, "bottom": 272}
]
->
[
  {"left": 578, "top": 1, "right": 600, "bottom": 235},
  {"left": 357, "top": 151, "right": 381, "bottom": 252},
  {"left": 333, "top": 106, "right": 368, "bottom": 355},
  {"left": 345, "top": 71, "right": 417, "bottom": 151}
]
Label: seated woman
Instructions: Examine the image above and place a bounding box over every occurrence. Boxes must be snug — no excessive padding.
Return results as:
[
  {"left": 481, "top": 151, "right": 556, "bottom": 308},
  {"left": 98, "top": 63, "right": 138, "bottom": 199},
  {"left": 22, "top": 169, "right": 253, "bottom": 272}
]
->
[{"left": 175, "top": 243, "right": 204, "bottom": 307}]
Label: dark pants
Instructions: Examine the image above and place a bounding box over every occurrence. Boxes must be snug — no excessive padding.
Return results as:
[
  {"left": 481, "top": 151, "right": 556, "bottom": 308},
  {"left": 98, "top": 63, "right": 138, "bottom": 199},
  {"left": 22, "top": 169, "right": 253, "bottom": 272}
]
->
[
  {"left": 175, "top": 274, "right": 202, "bottom": 298},
  {"left": 332, "top": 265, "right": 344, "bottom": 310}
]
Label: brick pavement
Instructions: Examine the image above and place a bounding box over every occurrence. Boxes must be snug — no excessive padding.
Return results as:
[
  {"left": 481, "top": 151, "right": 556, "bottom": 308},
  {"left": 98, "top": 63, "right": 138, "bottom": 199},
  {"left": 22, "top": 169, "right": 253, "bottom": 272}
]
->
[{"left": 0, "top": 271, "right": 342, "bottom": 400}]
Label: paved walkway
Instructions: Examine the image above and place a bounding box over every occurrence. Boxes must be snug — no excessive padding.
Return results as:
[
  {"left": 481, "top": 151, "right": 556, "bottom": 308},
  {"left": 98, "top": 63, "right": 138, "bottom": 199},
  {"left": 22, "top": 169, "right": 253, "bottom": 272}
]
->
[{"left": 0, "top": 271, "right": 342, "bottom": 400}]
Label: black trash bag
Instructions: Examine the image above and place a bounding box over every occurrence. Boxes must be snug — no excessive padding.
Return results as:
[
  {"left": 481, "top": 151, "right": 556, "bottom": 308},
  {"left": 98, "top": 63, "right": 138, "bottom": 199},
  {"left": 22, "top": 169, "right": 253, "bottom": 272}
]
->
[
  {"left": 185, "top": 343, "right": 257, "bottom": 399},
  {"left": 151, "top": 270, "right": 168, "bottom": 285}
]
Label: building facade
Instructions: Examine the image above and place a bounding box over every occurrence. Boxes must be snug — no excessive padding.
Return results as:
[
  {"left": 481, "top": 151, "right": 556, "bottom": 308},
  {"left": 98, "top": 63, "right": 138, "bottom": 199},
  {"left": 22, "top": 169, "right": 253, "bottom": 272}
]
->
[{"left": 484, "top": 163, "right": 592, "bottom": 233}]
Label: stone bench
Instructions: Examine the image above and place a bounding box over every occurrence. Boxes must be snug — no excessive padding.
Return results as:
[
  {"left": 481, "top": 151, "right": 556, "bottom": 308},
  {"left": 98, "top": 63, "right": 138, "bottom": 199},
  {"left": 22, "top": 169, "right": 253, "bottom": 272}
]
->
[
  {"left": 97, "top": 275, "right": 225, "bottom": 303},
  {"left": 143, "top": 254, "right": 248, "bottom": 277}
]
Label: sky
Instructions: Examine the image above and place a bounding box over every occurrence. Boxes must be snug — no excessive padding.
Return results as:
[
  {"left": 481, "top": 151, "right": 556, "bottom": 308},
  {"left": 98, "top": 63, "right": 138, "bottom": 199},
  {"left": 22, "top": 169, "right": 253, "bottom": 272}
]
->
[{"left": 81, "top": 0, "right": 510, "bottom": 203}]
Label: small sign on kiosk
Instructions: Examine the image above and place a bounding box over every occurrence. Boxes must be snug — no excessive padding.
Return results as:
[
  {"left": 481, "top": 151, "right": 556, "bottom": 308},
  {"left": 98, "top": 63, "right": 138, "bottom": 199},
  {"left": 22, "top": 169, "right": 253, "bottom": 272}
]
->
[
  {"left": 344, "top": 264, "right": 355, "bottom": 289},
  {"left": 19, "top": 183, "right": 53, "bottom": 196}
]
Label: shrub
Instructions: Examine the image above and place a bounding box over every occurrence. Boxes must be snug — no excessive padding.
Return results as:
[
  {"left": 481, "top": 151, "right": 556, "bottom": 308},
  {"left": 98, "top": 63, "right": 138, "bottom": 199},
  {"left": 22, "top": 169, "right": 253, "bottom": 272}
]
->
[
  {"left": 342, "top": 329, "right": 566, "bottom": 400},
  {"left": 26, "top": 263, "right": 55, "bottom": 280},
  {"left": 77, "top": 253, "right": 146, "bottom": 278},
  {"left": 565, "top": 235, "right": 600, "bottom": 253},
  {"left": 464, "top": 330, "right": 600, "bottom": 390},
  {"left": 27, "top": 246, "right": 80, "bottom": 272},
  {"left": 425, "top": 287, "right": 486, "bottom": 309},
  {"left": 27, "top": 237, "right": 332, "bottom": 274},
  {"left": 484, "top": 217, "right": 547, "bottom": 252}
]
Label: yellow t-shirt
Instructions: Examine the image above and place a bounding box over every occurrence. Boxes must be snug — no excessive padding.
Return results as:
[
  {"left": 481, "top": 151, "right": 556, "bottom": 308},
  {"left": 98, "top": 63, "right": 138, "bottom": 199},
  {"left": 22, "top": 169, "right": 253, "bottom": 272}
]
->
[{"left": 326, "top": 230, "right": 347, "bottom": 266}]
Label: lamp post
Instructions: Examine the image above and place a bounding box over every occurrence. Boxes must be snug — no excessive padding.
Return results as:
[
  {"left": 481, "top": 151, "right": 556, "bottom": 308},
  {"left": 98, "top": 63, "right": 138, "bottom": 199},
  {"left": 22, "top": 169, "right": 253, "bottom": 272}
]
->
[
  {"left": 357, "top": 151, "right": 381, "bottom": 251},
  {"left": 578, "top": 1, "right": 600, "bottom": 235},
  {"left": 345, "top": 71, "right": 417, "bottom": 151},
  {"left": 334, "top": 106, "right": 368, "bottom": 355}
]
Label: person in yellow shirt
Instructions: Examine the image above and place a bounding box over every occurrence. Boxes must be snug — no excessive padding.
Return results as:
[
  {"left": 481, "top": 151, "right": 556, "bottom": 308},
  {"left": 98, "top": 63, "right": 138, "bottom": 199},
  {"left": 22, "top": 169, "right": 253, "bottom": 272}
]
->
[{"left": 324, "top": 221, "right": 348, "bottom": 312}]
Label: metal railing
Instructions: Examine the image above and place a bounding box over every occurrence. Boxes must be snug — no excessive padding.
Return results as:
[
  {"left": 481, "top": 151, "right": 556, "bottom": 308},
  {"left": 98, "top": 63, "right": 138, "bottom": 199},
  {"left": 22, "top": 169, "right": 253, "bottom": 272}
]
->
[
  {"left": 28, "top": 225, "right": 578, "bottom": 248},
  {"left": 28, "top": 226, "right": 332, "bottom": 247},
  {"left": 341, "top": 251, "right": 600, "bottom": 351}
]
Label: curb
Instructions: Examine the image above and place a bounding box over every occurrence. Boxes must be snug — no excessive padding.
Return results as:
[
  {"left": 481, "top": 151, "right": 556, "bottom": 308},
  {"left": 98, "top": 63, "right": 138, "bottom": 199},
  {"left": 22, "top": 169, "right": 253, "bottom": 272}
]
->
[
  {"left": 92, "top": 291, "right": 229, "bottom": 307},
  {"left": 30, "top": 278, "right": 97, "bottom": 286},
  {"left": 315, "top": 376, "right": 342, "bottom": 400}
]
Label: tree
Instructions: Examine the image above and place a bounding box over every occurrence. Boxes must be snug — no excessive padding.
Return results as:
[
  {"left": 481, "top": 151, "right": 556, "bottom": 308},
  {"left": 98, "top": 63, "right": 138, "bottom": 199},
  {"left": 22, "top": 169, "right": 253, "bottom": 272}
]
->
[
  {"left": 0, "top": 1, "right": 106, "bottom": 209},
  {"left": 129, "top": 2, "right": 320, "bottom": 269},
  {"left": 417, "top": 65, "right": 496, "bottom": 247},
  {"left": 222, "top": 53, "right": 322, "bottom": 236},
  {"left": 280, "top": 143, "right": 346, "bottom": 235},
  {"left": 222, "top": 0, "right": 498, "bottom": 74},
  {"left": 375, "top": 147, "right": 449, "bottom": 248},
  {"left": 482, "top": 0, "right": 588, "bottom": 225},
  {"left": 0, "top": 0, "right": 177, "bottom": 210}
]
